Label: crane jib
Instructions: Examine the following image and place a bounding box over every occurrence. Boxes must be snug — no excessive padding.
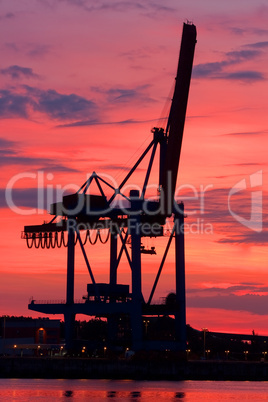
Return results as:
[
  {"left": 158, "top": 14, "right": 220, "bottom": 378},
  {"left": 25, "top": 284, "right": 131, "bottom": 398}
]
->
[{"left": 161, "top": 22, "right": 197, "bottom": 215}]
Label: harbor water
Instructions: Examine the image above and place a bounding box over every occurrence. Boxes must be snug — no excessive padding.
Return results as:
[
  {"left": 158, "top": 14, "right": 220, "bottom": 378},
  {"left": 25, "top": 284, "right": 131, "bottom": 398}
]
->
[{"left": 1, "top": 379, "right": 268, "bottom": 401}]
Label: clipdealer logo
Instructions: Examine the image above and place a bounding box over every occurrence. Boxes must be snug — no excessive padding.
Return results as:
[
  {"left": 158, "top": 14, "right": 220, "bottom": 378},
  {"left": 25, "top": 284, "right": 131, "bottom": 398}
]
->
[
  {"left": 5, "top": 169, "right": 263, "bottom": 235},
  {"left": 228, "top": 170, "right": 262, "bottom": 233}
]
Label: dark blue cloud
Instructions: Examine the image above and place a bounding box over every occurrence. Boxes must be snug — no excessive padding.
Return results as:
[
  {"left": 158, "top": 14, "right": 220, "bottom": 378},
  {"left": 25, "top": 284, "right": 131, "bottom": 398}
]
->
[
  {"left": 0, "top": 137, "right": 16, "bottom": 148},
  {"left": 187, "top": 283, "right": 268, "bottom": 295},
  {"left": 0, "top": 86, "right": 97, "bottom": 121},
  {"left": 244, "top": 41, "right": 268, "bottom": 49},
  {"left": 224, "top": 71, "right": 264, "bottom": 82},
  {"left": 193, "top": 61, "right": 227, "bottom": 78},
  {"left": 1, "top": 187, "right": 74, "bottom": 210},
  {"left": 34, "top": 88, "right": 97, "bottom": 120},
  {"left": 0, "top": 84, "right": 155, "bottom": 123},
  {"left": 0, "top": 90, "right": 32, "bottom": 118},
  {"left": 0, "top": 65, "right": 40, "bottom": 79},
  {"left": 187, "top": 293, "right": 268, "bottom": 315},
  {"left": 226, "top": 49, "right": 261, "bottom": 61},
  {"left": 193, "top": 45, "right": 265, "bottom": 82}
]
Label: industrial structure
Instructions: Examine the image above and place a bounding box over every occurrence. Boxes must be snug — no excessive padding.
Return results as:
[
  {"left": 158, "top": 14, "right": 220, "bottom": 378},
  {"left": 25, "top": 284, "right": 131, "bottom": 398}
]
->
[
  {"left": 22, "top": 22, "right": 197, "bottom": 352},
  {"left": 0, "top": 316, "right": 61, "bottom": 356}
]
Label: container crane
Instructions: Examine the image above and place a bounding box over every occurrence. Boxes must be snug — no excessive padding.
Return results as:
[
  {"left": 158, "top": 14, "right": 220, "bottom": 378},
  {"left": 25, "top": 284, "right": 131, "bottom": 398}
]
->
[{"left": 22, "top": 22, "right": 197, "bottom": 352}]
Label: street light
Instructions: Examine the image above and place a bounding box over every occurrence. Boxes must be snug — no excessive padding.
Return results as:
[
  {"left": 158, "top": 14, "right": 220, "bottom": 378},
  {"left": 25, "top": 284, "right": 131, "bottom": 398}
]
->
[
  {"left": 244, "top": 351, "right": 248, "bottom": 361},
  {"left": 186, "top": 349, "right": 191, "bottom": 359},
  {"left": 143, "top": 319, "right": 149, "bottom": 336},
  {"left": 225, "top": 350, "right": 230, "bottom": 360},
  {"left": 262, "top": 351, "right": 267, "bottom": 360},
  {"left": 206, "top": 349, "right": 210, "bottom": 359}
]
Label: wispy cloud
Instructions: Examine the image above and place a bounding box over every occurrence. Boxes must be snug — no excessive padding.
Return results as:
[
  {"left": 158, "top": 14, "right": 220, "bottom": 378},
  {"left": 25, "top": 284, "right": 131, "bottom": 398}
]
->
[
  {"left": 27, "top": 44, "right": 51, "bottom": 58},
  {"left": 0, "top": 12, "right": 15, "bottom": 21},
  {"left": 228, "top": 163, "right": 263, "bottom": 167},
  {"left": 176, "top": 185, "right": 267, "bottom": 244},
  {"left": 92, "top": 84, "right": 155, "bottom": 103},
  {"left": 243, "top": 41, "right": 268, "bottom": 49},
  {"left": 4, "top": 42, "right": 51, "bottom": 58},
  {"left": 222, "top": 129, "right": 268, "bottom": 136},
  {"left": 0, "top": 155, "right": 78, "bottom": 170},
  {"left": 4, "top": 42, "right": 19, "bottom": 52},
  {"left": 96, "top": 163, "right": 145, "bottom": 172},
  {"left": 0, "top": 137, "right": 77, "bottom": 172},
  {"left": 230, "top": 27, "right": 268, "bottom": 37},
  {"left": 41, "top": 0, "right": 175, "bottom": 13},
  {"left": 118, "top": 45, "right": 166, "bottom": 65},
  {"left": 218, "top": 231, "right": 268, "bottom": 245},
  {"left": 56, "top": 117, "right": 162, "bottom": 128}
]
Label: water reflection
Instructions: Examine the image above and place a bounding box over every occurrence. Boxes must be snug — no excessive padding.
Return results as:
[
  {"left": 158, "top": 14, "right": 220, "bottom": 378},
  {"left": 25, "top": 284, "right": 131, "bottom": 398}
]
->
[
  {"left": 174, "top": 392, "right": 185, "bottom": 399},
  {"left": 105, "top": 390, "right": 183, "bottom": 400},
  {"left": 107, "top": 390, "right": 117, "bottom": 398},
  {"left": 130, "top": 390, "right": 141, "bottom": 398},
  {"left": 107, "top": 390, "right": 142, "bottom": 399},
  {"left": 64, "top": 390, "right": 74, "bottom": 397},
  {"left": 1, "top": 379, "right": 268, "bottom": 401}
]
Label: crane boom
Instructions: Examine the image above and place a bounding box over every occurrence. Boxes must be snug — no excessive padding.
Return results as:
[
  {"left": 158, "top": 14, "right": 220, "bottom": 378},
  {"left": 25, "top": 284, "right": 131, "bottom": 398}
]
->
[{"left": 161, "top": 22, "right": 197, "bottom": 215}]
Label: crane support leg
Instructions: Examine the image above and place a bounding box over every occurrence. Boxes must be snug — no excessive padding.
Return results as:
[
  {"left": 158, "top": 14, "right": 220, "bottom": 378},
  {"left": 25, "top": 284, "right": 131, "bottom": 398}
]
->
[
  {"left": 175, "top": 203, "right": 186, "bottom": 351},
  {"left": 130, "top": 193, "right": 143, "bottom": 350},
  {"left": 66, "top": 223, "right": 75, "bottom": 304},
  {"left": 110, "top": 232, "right": 118, "bottom": 286},
  {"left": 64, "top": 311, "right": 76, "bottom": 352},
  {"left": 108, "top": 232, "right": 118, "bottom": 345},
  {"left": 65, "top": 221, "right": 75, "bottom": 350}
]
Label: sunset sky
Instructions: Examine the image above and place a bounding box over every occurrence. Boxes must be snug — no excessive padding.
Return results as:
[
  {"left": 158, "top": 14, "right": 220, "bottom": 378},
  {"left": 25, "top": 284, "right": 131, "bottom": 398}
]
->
[{"left": 0, "top": 0, "right": 268, "bottom": 335}]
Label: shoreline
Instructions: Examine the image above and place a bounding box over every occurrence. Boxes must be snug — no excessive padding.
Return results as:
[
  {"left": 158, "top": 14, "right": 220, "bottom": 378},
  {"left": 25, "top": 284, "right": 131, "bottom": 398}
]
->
[{"left": 1, "top": 357, "right": 268, "bottom": 381}]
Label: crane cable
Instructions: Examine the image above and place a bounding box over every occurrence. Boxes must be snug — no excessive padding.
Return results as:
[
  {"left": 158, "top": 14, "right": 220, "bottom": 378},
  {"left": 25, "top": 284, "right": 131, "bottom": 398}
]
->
[{"left": 25, "top": 228, "right": 111, "bottom": 249}]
